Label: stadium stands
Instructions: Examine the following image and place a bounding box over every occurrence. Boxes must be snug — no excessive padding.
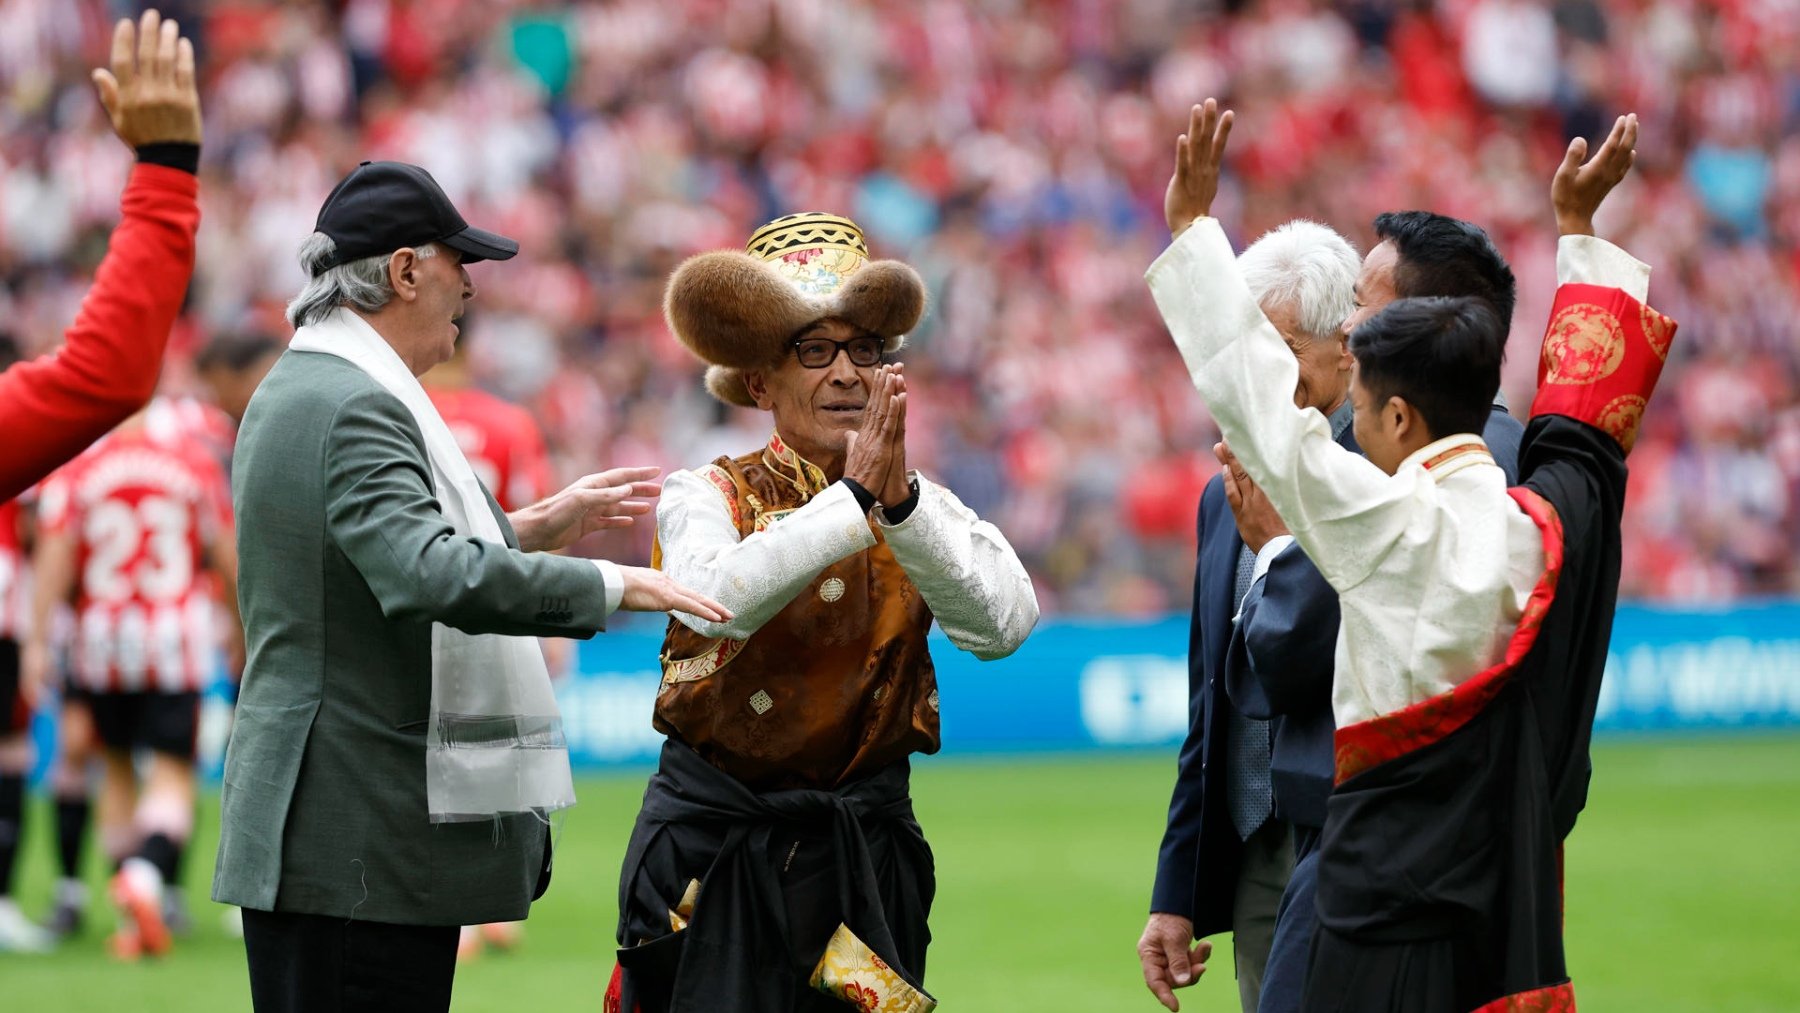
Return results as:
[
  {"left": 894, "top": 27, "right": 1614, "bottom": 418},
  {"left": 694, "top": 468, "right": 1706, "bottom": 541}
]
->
[{"left": 0, "top": 0, "right": 1794, "bottom": 607}]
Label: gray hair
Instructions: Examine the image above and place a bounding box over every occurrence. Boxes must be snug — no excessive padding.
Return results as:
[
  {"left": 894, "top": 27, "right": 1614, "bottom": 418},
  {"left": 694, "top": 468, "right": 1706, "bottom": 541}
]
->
[
  {"left": 285, "top": 233, "right": 440, "bottom": 327},
  {"left": 1238, "top": 220, "right": 1360, "bottom": 341}
]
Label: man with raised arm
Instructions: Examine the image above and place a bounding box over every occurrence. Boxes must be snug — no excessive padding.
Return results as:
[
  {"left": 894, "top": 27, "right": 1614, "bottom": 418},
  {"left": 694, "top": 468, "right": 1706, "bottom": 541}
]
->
[
  {"left": 1148, "top": 101, "right": 1673, "bottom": 1010},
  {"left": 0, "top": 11, "right": 202, "bottom": 501}
]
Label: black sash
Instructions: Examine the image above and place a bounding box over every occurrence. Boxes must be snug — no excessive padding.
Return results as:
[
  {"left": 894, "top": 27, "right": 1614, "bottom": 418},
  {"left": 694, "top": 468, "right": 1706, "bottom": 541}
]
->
[{"left": 614, "top": 739, "right": 934, "bottom": 1013}]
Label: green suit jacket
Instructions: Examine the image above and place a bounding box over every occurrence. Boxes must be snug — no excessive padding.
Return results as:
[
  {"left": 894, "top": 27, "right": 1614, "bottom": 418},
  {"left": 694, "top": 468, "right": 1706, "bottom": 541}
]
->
[{"left": 212, "top": 350, "right": 613, "bottom": 925}]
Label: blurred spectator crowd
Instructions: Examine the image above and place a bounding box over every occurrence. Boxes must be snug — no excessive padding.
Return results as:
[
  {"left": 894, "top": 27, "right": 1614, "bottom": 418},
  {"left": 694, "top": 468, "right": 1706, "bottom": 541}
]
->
[{"left": 2, "top": 0, "right": 1796, "bottom": 611}]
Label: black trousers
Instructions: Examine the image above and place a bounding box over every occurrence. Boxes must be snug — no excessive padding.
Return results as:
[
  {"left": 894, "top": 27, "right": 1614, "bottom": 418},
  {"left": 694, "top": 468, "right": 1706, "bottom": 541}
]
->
[{"left": 242, "top": 909, "right": 458, "bottom": 1013}]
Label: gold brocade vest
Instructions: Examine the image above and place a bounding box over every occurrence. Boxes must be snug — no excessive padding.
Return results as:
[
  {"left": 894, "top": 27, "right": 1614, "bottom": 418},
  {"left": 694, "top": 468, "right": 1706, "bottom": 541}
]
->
[{"left": 652, "top": 434, "right": 940, "bottom": 790}]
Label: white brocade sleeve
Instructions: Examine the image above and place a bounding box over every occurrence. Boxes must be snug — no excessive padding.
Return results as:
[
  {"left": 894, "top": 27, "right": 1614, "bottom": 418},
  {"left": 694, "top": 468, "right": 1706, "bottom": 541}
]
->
[
  {"left": 877, "top": 474, "right": 1039, "bottom": 660},
  {"left": 655, "top": 468, "right": 876, "bottom": 640},
  {"left": 1556, "top": 234, "right": 1651, "bottom": 300},
  {"left": 1145, "top": 218, "right": 1415, "bottom": 592}
]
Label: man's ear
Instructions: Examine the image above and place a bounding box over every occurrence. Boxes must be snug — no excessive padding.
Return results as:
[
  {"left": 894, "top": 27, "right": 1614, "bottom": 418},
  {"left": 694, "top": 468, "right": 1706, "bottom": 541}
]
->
[
  {"left": 1335, "top": 333, "right": 1354, "bottom": 372},
  {"left": 388, "top": 248, "right": 421, "bottom": 302},
  {"left": 742, "top": 368, "right": 773, "bottom": 411},
  {"left": 1386, "top": 395, "right": 1412, "bottom": 439}
]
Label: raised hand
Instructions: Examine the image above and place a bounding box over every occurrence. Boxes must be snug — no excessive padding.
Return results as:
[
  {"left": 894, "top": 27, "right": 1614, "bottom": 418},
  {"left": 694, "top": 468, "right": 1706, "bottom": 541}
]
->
[
  {"left": 93, "top": 10, "right": 202, "bottom": 148},
  {"left": 615, "top": 565, "right": 733, "bottom": 624},
  {"left": 1216, "top": 441, "right": 1288, "bottom": 554},
  {"left": 1552, "top": 113, "right": 1638, "bottom": 237},
  {"left": 509, "top": 466, "right": 662, "bottom": 553},
  {"left": 843, "top": 365, "right": 907, "bottom": 505},
  {"left": 1137, "top": 912, "right": 1211, "bottom": 1011},
  {"left": 877, "top": 365, "right": 911, "bottom": 507},
  {"left": 1164, "top": 98, "right": 1235, "bottom": 240}
]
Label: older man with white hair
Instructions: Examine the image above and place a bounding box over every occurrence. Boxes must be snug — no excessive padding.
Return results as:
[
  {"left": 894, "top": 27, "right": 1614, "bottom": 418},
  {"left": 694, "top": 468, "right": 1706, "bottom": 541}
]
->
[
  {"left": 213, "top": 161, "right": 729, "bottom": 1013},
  {"left": 1140, "top": 215, "right": 1362, "bottom": 1013}
]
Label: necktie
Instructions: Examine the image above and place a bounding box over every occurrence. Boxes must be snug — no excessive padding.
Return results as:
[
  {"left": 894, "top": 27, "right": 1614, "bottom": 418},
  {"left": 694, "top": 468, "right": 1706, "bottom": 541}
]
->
[{"left": 1227, "top": 543, "right": 1274, "bottom": 840}]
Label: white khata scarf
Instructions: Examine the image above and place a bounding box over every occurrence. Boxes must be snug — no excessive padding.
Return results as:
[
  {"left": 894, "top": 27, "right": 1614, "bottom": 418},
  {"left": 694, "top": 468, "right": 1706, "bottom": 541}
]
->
[{"left": 290, "top": 307, "right": 575, "bottom": 823}]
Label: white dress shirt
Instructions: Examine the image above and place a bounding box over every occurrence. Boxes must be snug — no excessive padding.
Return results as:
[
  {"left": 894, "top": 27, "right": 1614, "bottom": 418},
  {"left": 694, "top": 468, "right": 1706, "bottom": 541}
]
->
[
  {"left": 1147, "top": 218, "right": 1649, "bottom": 728},
  {"left": 656, "top": 461, "right": 1038, "bottom": 660}
]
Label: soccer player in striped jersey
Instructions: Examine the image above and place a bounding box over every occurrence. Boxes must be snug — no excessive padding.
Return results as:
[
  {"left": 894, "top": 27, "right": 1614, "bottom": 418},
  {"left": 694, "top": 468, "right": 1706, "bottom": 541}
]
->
[
  {"left": 0, "top": 458, "right": 56, "bottom": 952},
  {"left": 24, "top": 400, "right": 238, "bottom": 958}
]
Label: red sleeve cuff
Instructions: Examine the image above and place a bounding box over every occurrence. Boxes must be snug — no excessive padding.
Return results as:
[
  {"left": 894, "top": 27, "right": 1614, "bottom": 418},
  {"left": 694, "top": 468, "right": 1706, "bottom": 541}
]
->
[
  {"left": 1527, "top": 283, "right": 1677, "bottom": 455},
  {"left": 125, "top": 160, "right": 201, "bottom": 198}
]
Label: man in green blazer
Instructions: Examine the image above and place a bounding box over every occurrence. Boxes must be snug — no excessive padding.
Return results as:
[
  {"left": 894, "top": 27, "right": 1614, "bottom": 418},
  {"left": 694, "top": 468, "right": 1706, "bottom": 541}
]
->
[{"left": 214, "top": 161, "right": 729, "bottom": 1013}]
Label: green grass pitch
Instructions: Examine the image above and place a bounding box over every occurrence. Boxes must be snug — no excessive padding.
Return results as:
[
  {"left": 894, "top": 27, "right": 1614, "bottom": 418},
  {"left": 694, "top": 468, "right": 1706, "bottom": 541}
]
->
[{"left": 3, "top": 736, "right": 1798, "bottom": 1011}]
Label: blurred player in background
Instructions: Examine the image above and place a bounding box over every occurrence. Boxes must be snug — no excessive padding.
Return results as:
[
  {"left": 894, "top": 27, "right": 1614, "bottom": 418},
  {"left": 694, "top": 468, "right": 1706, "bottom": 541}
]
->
[
  {"left": 425, "top": 334, "right": 554, "bottom": 521},
  {"left": 422, "top": 331, "right": 558, "bottom": 961},
  {"left": 0, "top": 333, "right": 59, "bottom": 954},
  {"left": 195, "top": 332, "right": 284, "bottom": 431},
  {"left": 32, "top": 382, "right": 253, "bottom": 944},
  {"left": 24, "top": 401, "right": 239, "bottom": 960}
]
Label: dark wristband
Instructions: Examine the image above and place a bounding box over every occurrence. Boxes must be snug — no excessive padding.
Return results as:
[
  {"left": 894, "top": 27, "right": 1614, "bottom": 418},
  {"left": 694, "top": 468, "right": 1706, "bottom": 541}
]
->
[
  {"left": 840, "top": 478, "right": 878, "bottom": 514},
  {"left": 135, "top": 142, "right": 200, "bottom": 175},
  {"left": 883, "top": 480, "right": 921, "bottom": 524}
]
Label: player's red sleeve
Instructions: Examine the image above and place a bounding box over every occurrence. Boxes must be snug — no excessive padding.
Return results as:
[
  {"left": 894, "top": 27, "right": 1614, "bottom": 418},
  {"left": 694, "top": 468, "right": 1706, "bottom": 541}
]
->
[
  {"left": 513, "top": 410, "right": 554, "bottom": 509},
  {"left": 0, "top": 163, "right": 201, "bottom": 501}
]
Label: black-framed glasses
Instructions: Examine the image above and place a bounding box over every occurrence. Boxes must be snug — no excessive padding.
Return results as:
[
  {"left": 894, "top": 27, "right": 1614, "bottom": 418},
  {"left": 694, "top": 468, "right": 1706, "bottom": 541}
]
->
[{"left": 793, "top": 334, "right": 883, "bottom": 369}]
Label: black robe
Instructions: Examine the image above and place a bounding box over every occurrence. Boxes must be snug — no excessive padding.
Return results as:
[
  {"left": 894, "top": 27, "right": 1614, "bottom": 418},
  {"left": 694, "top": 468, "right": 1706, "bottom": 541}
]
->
[
  {"left": 606, "top": 739, "right": 936, "bottom": 1013},
  {"left": 1302, "top": 282, "right": 1676, "bottom": 1012}
]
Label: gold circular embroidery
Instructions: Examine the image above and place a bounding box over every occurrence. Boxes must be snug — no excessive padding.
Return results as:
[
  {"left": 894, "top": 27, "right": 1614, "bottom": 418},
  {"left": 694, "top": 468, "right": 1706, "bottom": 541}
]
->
[
  {"left": 819, "top": 577, "right": 846, "bottom": 603},
  {"left": 1541, "top": 303, "right": 1626, "bottom": 385},
  {"left": 1639, "top": 303, "right": 1674, "bottom": 361},
  {"left": 1598, "top": 394, "right": 1647, "bottom": 453}
]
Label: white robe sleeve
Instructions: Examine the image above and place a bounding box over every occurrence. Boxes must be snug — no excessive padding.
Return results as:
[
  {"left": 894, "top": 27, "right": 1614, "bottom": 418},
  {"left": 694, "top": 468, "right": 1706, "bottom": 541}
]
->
[
  {"left": 655, "top": 468, "right": 875, "bottom": 640},
  {"left": 1145, "top": 218, "right": 1414, "bottom": 593},
  {"left": 1556, "top": 234, "right": 1651, "bottom": 299},
  {"left": 876, "top": 473, "right": 1040, "bottom": 660}
]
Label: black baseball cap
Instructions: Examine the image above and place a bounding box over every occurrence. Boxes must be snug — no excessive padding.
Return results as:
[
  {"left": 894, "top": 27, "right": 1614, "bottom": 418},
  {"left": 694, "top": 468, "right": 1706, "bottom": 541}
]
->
[{"left": 311, "top": 161, "right": 519, "bottom": 271}]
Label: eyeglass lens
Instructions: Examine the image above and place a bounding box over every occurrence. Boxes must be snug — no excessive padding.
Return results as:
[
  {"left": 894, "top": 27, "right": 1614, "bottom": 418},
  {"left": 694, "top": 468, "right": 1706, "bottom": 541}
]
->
[{"left": 795, "top": 336, "right": 883, "bottom": 368}]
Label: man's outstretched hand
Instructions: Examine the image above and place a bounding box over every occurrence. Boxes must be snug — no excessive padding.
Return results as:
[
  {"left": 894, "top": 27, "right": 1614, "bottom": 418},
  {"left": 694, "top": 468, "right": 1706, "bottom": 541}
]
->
[
  {"left": 1164, "top": 98, "right": 1234, "bottom": 240},
  {"left": 1553, "top": 113, "right": 1637, "bottom": 237},
  {"left": 616, "top": 566, "right": 733, "bottom": 625},
  {"left": 510, "top": 466, "right": 661, "bottom": 553},
  {"left": 93, "top": 10, "right": 202, "bottom": 149}
]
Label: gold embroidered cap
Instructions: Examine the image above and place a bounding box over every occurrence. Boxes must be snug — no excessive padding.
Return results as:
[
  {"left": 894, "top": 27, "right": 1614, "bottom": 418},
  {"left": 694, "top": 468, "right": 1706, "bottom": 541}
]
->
[
  {"left": 746, "top": 212, "right": 870, "bottom": 297},
  {"left": 665, "top": 211, "right": 926, "bottom": 407}
]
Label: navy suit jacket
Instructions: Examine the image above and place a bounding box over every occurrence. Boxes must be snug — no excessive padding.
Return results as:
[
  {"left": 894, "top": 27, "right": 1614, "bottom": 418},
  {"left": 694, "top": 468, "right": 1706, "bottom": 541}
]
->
[
  {"left": 1151, "top": 405, "right": 1524, "bottom": 933},
  {"left": 1150, "top": 467, "right": 1244, "bottom": 936}
]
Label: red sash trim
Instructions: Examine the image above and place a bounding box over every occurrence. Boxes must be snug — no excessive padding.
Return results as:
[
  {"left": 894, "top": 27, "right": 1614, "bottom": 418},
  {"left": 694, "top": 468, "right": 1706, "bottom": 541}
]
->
[
  {"left": 1420, "top": 441, "right": 1492, "bottom": 474},
  {"left": 1333, "top": 488, "right": 1566, "bottom": 784},
  {"left": 604, "top": 963, "right": 634, "bottom": 1013},
  {"left": 1527, "top": 283, "right": 1676, "bottom": 456},
  {"left": 1471, "top": 981, "right": 1576, "bottom": 1012}
]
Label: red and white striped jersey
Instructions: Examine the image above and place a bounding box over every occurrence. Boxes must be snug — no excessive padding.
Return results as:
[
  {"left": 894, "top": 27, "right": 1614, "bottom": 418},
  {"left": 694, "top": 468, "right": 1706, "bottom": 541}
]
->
[
  {"left": 0, "top": 499, "right": 29, "bottom": 642},
  {"left": 37, "top": 424, "right": 231, "bottom": 693}
]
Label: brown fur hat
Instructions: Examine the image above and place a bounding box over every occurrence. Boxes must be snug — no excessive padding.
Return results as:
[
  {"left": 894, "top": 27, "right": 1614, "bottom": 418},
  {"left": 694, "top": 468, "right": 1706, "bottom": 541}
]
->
[{"left": 664, "top": 212, "right": 926, "bottom": 406}]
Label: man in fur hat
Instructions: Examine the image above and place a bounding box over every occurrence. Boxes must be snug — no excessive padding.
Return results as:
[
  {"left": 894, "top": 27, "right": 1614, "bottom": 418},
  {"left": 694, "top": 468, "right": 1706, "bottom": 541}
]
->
[{"left": 605, "top": 213, "right": 1040, "bottom": 1013}]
